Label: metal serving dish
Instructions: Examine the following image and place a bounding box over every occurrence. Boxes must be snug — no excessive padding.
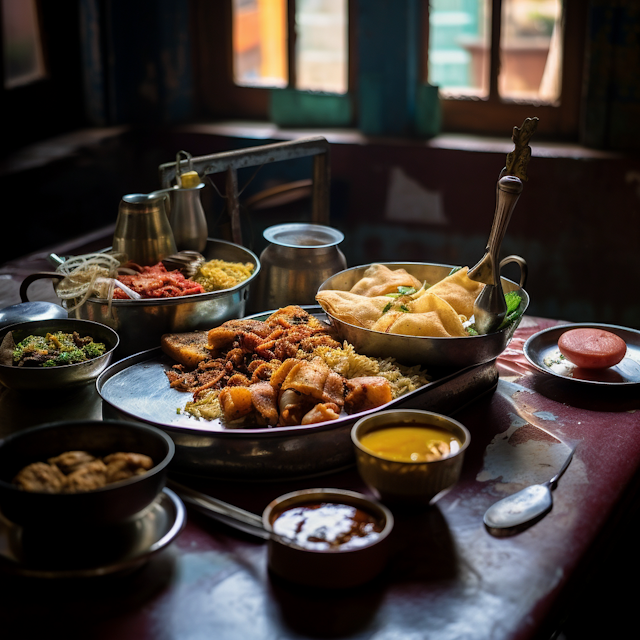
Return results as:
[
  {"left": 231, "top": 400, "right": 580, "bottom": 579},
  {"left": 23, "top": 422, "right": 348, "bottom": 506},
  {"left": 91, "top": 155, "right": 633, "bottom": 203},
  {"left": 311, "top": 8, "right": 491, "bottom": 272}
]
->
[
  {"left": 97, "top": 307, "right": 499, "bottom": 480},
  {"left": 317, "top": 262, "right": 529, "bottom": 369},
  {"left": 0, "top": 318, "right": 119, "bottom": 391},
  {"left": 20, "top": 239, "right": 260, "bottom": 358}
]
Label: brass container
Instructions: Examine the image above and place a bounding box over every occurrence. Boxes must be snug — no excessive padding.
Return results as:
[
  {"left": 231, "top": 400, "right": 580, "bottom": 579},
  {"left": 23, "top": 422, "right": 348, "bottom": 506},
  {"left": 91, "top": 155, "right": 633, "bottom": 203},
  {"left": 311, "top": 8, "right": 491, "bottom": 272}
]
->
[
  {"left": 352, "top": 409, "right": 470, "bottom": 506},
  {"left": 113, "top": 192, "right": 177, "bottom": 265},
  {"left": 251, "top": 223, "right": 347, "bottom": 312}
]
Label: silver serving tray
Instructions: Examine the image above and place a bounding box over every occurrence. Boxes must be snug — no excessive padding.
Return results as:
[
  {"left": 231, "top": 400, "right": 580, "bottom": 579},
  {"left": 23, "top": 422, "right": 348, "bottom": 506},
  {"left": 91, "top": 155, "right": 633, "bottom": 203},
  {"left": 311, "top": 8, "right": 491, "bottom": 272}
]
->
[{"left": 97, "top": 308, "right": 499, "bottom": 479}]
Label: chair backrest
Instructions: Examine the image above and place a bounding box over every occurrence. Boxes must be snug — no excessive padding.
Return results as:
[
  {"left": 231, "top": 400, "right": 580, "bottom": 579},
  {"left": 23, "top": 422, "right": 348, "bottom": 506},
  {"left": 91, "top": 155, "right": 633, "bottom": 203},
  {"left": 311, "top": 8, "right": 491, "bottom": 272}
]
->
[{"left": 158, "top": 137, "right": 330, "bottom": 247}]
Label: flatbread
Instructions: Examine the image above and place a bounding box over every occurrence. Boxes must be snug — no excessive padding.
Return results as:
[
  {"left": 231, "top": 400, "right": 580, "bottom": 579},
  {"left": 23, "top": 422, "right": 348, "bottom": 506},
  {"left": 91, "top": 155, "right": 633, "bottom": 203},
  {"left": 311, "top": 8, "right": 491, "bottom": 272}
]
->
[
  {"left": 373, "top": 293, "right": 467, "bottom": 337},
  {"left": 422, "top": 267, "right": 484, "bottom": 319},
  {"left": 315, "top": 290, "right": 391, "bottom": 328},
  {"left": 349, "top": 264, "right": 423, "bottom": 297}
]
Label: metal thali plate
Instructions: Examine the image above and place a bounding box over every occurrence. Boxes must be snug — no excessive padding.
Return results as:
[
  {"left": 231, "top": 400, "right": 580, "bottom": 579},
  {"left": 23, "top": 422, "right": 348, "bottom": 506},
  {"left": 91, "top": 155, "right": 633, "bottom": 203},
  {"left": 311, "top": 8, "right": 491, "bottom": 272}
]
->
[
  {"left": 97, "top": 308, "right": 500, "bottom": 480},
  {"left": 524, "top": 323, "right": 640, "bottom": 386}
]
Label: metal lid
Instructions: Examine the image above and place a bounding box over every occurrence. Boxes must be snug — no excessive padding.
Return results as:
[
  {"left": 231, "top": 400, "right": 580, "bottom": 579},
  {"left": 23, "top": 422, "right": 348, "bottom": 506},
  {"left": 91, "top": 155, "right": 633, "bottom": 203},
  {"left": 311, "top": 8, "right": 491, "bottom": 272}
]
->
[
  {"left": 0, "top": 301, "right": 67, "bottom": 329},
  {"left": 263, "top": 223, "right": 344, "bottom": 249}
]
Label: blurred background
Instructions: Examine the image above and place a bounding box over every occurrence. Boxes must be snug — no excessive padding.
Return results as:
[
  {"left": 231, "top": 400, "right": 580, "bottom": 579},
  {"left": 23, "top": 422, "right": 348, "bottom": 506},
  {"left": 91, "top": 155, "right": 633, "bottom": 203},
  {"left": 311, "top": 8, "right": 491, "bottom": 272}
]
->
[{"left": 1, "top": 0, "right": 639, "bottom": 328}]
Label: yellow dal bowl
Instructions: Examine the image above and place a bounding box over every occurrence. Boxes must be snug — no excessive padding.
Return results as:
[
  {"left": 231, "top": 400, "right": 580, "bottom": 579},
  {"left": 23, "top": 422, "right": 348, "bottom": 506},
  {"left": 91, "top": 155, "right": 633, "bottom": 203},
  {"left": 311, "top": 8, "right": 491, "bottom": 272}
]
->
[{"left": 351, "top": 409, "right": 470, "bottom": 506}]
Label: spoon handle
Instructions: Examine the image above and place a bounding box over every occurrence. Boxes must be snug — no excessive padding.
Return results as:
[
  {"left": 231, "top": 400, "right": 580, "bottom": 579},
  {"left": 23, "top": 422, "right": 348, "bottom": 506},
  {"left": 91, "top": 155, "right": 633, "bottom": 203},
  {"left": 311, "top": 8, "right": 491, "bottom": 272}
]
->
[
  {"left": 468, "top": 175, "right": 523, "bottom": 286},
  {"left": 545, "top": 444, "right": 578, "bottom": 490},
  {"left": 168, "top": 480, "right": 269, "bottom": 540}
]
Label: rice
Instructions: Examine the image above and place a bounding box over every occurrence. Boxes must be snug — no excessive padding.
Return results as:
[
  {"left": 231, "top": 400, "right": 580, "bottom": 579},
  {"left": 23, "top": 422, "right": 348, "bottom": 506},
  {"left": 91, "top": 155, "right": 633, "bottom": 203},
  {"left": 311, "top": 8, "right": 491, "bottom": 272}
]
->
[
  {"left": 302, "top": 342, "right": 431, "bottom": 399},
  {"left": 184, "top": 390, "right": 222, "bottom": 420},
  {"left": 193, "top": 259, "right": 254, "bottom": 292}
]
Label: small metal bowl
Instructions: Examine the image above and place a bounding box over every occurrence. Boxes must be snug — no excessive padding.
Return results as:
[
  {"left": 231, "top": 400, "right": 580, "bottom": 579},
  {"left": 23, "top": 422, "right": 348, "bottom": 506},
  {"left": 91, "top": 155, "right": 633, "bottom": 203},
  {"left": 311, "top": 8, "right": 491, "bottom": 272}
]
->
[
  {"left": 263, "top": 488, "right": 394, "bottom": 588},
  {"left": 317, "top": 261, "right": 529, "bottom": 369},
  {"left": 0, "top": 420, "right": 175, "bottom": 528},
  {"left": 351, "top": 409, "right": 470, "bottom": 506},
  {"left": 0, "top": 318, "right": 119, "bottom": 391}
]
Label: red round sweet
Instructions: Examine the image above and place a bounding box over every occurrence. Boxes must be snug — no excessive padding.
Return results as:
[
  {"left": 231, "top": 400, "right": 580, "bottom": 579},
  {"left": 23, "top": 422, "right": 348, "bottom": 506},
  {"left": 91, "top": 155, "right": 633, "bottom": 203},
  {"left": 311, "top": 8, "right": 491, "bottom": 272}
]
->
[{"left": 558, "top": 328, "right": 627, "bottom": 369}]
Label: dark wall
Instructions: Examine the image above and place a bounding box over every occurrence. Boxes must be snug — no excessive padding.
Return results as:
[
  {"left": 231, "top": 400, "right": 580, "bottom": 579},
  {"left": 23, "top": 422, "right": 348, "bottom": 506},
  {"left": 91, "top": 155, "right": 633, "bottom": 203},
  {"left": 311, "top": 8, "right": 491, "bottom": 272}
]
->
[{"left": 2, "top": 127, "right": 639, "bottom": 330}]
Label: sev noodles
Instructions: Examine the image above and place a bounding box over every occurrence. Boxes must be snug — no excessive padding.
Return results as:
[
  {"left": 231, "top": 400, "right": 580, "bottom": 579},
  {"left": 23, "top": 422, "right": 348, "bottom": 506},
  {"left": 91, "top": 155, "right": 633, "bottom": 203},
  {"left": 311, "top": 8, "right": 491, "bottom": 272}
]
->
[{"left": 192, "top": 259, "right": 254, "bottom": 292}]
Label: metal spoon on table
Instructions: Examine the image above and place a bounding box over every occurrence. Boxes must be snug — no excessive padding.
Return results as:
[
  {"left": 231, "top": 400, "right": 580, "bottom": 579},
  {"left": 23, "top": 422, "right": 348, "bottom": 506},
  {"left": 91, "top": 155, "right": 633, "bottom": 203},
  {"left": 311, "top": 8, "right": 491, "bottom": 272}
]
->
[{"left": 483, "top": 444, "right": 577, "bottom": 531}]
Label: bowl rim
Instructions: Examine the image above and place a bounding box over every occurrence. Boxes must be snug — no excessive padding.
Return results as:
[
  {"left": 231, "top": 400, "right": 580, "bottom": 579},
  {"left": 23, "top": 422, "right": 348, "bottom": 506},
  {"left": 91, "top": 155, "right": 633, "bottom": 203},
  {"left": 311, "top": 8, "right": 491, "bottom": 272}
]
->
[
  {"left": 350, "top": 409, "right": 471, "bottom": 465},
  {"left": 262, "top": 487, "right": 394, "bottom": 554},
  {"left": 317, "top": 260, "right": 529, "bottom": 340},
  {"left": 0, "top": 419, "right": 175, "bottom": 495},
  {"left": 84, "top": 238, "right": 261, "bottom": 306},
  {"left": 0, "top": 318, "right": 120, "bottom": 371}
]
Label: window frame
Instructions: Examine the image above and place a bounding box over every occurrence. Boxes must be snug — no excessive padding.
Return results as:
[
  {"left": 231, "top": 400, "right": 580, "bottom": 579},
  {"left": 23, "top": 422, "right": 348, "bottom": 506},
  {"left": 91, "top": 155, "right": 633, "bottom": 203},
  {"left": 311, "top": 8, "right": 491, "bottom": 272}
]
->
[
  {"left": 193, "top": 0, "right": 587, "bottom": 140},
  {"left": 433, "top": 0, "right": 588, "bottom": 139},
  {"left": 191, "top": 0, "right": 357, "bottom": 123}
]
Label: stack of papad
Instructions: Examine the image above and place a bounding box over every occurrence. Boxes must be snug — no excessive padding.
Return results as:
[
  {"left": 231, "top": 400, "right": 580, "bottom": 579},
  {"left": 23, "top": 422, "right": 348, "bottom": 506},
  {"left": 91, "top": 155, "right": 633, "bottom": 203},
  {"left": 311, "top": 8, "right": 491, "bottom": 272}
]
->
[{"left": 316, "top": 264, "right": 483, "bottom": 338}]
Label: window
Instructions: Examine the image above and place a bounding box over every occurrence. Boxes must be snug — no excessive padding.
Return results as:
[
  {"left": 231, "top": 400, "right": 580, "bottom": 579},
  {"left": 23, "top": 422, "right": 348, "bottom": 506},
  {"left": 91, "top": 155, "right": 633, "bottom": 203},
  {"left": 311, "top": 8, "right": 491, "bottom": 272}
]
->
[
  {"left": 2, "top": 0, "right": 46, "bottom": 89},
  {"left": 194, "top": 0, "right": 586, "bottom": 139},
  {"left": 193, "top": 0, "right": 353, "bottom": 123},
  {"left": 428, "top": 0, "right": 587, "bottom": 138},
  {"left": 231, "top": 0, "right": 348, "bottom": 94},
  {"left": 0, "top": 0, "right": 85, "bottom": 154}
]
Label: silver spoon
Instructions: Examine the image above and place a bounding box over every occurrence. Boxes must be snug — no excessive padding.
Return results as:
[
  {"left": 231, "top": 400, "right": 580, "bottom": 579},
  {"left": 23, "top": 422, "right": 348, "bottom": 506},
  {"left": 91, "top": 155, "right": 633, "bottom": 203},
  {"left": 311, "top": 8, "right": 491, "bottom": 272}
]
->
[
  {"left": 483, "top": 443, "right": 577, "bottom": 530},
  {"left": 167, "top": 480, "right": 294, "bottom": 546},
  {"left": 468, "top": 174, "right": 523, "bottom": 334}
]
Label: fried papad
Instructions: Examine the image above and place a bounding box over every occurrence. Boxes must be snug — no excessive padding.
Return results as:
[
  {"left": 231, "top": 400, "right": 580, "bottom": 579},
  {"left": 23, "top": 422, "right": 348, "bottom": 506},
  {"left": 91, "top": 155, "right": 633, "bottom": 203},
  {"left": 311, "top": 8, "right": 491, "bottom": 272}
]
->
[
  {"left": 349, "top": 264, "right": 423, "bottom": 297},
  {"left": 314, "top": 290, "right": 391, "bottom": 328}
]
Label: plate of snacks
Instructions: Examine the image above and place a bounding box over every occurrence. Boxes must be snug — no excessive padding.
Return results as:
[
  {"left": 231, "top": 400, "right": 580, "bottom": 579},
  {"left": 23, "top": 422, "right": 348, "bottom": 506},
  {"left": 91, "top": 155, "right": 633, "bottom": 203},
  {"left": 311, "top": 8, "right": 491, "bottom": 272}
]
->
[
  {"left": 0, "top": 318, "right": 119, "bottom": 391},
  {"left": 97, "top": 305, "right": 498, "bottom": 479},
  {"left": 316, "top": 261, "right": 529, "bottom": 369},
  {"left": 19, "top": 239, "right": 260, "bottom": 358}
]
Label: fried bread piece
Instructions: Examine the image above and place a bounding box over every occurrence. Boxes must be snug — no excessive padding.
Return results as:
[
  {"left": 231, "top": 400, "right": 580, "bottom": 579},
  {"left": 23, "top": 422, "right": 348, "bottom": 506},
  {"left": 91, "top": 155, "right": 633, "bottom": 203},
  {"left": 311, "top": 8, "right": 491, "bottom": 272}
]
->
[
  {"left": 48, "top": 450, "right": 96, "bottom": 474},
  {"left": 104, "top": 452, "right": 154, "bottom": 482},
  {"left": 13, "top": 462, "right": 67, "bottom": 493},
  {"left": 161, "top": 331, "right": 210, "bottom": 368},
  {"left": 65, "top": 459, "right": 108, "bottom": 492}
]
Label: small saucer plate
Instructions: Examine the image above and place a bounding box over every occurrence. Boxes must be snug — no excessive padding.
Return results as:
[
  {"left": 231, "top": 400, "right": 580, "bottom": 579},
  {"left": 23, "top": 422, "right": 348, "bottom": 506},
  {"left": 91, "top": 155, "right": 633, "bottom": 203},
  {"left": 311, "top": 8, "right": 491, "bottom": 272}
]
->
[
  {"left": 524, "top": 323, "right": 640, "bottom": 386},
  {"left": 0, "top": 488, "right": 185, "bottom": 579}
]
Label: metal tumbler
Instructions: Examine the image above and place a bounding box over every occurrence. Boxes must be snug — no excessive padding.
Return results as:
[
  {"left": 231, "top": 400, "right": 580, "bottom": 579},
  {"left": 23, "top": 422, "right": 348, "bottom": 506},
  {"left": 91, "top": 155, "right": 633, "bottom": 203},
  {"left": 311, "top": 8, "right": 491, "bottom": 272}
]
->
[{"left": 112, "top": 192, "right": 177, "bottom": 266}]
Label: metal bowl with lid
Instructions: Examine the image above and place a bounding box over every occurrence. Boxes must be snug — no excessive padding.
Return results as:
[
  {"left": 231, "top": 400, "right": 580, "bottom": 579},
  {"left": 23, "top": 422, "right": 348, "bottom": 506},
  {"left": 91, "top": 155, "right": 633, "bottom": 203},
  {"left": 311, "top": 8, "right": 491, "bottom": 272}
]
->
[
  {"left": 20, "top": 239, "right": 260, "bottom": 358},
  {"left": 317, "top": 261, "right": 529, "bottom": 370}
]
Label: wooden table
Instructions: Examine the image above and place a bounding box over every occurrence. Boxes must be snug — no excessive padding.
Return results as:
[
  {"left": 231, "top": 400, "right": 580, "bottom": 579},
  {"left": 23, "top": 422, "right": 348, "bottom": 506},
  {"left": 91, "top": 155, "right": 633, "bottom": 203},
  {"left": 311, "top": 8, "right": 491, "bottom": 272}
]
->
[{"left": 1, "top": 235, "right": 639, "bottom": 640}]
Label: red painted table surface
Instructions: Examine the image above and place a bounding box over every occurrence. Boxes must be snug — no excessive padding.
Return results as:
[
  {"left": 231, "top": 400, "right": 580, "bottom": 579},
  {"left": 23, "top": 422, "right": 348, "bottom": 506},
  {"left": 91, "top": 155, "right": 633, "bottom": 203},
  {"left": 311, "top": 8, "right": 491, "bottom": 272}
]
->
[
  {"left": 2, "top": 237, "right": 639, "bottom": 638},
  {"left": 1, "top": 315, "right": 639, "bottom": 640}
]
